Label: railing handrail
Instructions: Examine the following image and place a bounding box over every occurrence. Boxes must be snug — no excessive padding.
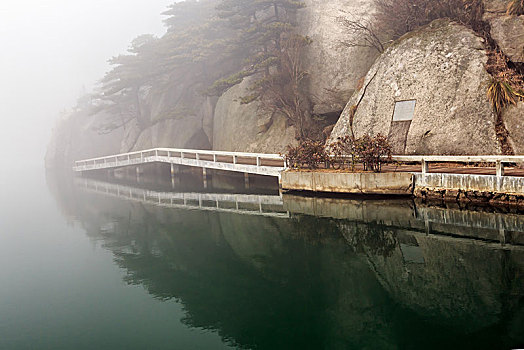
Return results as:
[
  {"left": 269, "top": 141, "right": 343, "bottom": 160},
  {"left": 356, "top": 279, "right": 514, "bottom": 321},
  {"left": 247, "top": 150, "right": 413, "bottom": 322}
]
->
[
  {"left": 74, "top": 147, "right": 284, "bottom": 165},
  {"left": 391, "top": 155, "right": 524, "bottom": 163}
]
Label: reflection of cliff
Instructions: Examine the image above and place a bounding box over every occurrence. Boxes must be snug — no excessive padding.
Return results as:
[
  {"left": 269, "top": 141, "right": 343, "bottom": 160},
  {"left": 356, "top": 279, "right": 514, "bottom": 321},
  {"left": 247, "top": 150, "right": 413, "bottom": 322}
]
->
[
  {"left": 349, "top": 225, "right": 524, "bottom": 331},
  {"left": 47, "top": 174, "right": 524, "bottom": 349}
]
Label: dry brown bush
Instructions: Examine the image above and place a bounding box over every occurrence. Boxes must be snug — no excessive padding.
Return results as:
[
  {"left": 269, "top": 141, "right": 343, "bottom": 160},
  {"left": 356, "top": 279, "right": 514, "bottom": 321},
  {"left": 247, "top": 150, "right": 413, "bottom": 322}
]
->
[{"left": 374, "top": 0, "right": 484, "bottom": 40}]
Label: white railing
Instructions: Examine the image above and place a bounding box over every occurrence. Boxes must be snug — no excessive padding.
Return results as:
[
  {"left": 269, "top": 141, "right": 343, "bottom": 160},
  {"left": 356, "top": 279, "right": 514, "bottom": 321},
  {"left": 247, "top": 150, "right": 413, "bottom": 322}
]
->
[
  {"left": 73, "top": 147, "right": 286, "bottom": 177},
  {"left": 74, "top": 147, "right": 524, "bottom": 179},
  {"left": 391, "top": 155, "right": 524, "bottom": 177}
]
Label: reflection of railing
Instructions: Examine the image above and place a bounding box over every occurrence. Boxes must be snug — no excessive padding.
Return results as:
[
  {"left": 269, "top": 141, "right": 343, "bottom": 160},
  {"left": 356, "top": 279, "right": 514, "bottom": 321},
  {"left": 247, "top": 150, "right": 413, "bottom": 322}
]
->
[
  {"left": 73, "top": 148, "right": 286, "bottom": 177},
  {"left": 283, "top": 195, "right": 524, "bottom": 249},
  {"left": 77, "top": 178, "right": 289, "bottom": 218}
]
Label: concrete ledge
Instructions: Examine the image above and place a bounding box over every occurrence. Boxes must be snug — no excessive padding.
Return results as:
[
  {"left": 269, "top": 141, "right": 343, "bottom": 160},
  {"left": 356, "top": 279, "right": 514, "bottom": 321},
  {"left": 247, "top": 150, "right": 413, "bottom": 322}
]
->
[{"left": 281, "top": 171, "right": 414, "bottom": 195}]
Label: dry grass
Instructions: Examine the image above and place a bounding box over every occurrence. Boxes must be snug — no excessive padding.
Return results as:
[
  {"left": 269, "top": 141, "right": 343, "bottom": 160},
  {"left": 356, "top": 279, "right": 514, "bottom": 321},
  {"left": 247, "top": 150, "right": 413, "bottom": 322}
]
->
[{"left": 508, "top": 0, "right": 524, "bottom": 15}]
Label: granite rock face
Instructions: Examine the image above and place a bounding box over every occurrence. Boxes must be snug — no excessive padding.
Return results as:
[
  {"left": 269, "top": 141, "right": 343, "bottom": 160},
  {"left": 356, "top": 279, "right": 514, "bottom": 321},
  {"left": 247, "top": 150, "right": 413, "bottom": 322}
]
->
[
  {"left": 330, "top": 20, "right": 503, "bottom": 155},
  {"left": 47, "top": 0, "right": 380, "bottom": 164},
  {"left": 298, "top": 0, "right": 379, "bottom": 115},
  {"left": 213, "top": 78, "right": 297, "bottom": 153},
  {"left": 212, "top": 0, "right": 378, "bottom": 152},
  {"left": 46, "top": 77, "right": 216, "bottom": 169},
  {"left": 504, "top": 102, "right": 524, "bottom": 153},
  {"left": 483, "top": 0, "right": 524, "bottom": 63},
  {"left": 490, "top": 15, "right": 524, "bottom": 63}
]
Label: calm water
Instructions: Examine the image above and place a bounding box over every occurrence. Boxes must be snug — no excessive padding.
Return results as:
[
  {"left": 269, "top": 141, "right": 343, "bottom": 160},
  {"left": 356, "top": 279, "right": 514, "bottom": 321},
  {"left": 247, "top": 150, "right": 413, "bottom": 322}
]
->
[{"left": 1, "top": 166, "right": 523, "bottom": 349}]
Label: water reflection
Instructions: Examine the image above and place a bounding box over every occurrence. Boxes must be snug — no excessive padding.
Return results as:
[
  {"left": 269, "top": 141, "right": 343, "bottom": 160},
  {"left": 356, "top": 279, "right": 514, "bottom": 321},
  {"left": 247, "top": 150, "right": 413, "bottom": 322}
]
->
[{"left": 48, "top": 172, "right": 524, "bottom": 350}]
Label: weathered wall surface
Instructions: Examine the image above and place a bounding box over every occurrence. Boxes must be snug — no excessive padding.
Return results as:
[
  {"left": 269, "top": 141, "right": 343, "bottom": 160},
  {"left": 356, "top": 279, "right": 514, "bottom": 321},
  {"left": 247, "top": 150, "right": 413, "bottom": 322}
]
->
[
  {"left": 281, "top": 171, "right": 414, "bottom": 195},
  {"left": 330, "top": 20, "right": 503, "bottom": 155}
]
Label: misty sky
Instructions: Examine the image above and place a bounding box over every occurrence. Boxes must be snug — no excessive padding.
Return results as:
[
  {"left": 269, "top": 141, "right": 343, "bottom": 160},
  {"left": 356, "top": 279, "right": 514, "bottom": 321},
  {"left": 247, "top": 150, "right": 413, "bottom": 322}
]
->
[{"left": 0, "top": 0, "right": 174, "bottom": 166}]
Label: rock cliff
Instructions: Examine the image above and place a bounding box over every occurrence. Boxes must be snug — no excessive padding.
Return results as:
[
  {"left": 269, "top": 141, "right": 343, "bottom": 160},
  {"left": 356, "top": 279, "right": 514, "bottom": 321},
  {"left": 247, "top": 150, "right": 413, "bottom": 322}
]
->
[
  {"left": 211, "top": 0, "right": 378, "bottom": 152},
  {"left": 47, "top": 0, "right": 378, "bottom": 166},
  {"left": 47, "top": 0, "right": 524, "bottom": 168},
  {"left": 330, "top": 20, "right": 505, "bottom": 155}
]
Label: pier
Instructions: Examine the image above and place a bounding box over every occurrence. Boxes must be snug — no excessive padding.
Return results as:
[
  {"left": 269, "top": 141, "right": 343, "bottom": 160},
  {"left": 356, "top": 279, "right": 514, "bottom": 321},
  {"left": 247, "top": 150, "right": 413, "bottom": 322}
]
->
[{"left": 74, "top": 149, "right": 524, "bottom": 204}]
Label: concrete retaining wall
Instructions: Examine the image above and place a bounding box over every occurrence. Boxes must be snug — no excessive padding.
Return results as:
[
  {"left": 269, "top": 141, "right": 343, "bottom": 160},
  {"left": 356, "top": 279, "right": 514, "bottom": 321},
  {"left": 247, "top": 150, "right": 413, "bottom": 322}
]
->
[
  {"left": 282, "top": 170, "right": 524, "bottom": 206},
  {"left": 281, "top": 171, "right": 414, "bottom": 195},
  {"left": 414, "top": 173, "right": 524, "bottom": 206},
  {"left": 414, "top": 173, "right": 524, "bottom": 195}
]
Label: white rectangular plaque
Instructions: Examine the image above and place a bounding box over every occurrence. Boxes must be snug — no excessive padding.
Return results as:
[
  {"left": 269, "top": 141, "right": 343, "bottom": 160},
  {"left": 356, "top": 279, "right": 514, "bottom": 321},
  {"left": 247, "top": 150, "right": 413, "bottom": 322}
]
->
[{"left": 392, "top": 100, "right": 416, "bottom": 122}]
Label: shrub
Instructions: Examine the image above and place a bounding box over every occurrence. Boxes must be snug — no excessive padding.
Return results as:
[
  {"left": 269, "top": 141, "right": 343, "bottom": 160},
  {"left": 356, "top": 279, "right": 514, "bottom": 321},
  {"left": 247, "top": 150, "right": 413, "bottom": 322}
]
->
[
  {"left": 327, "top": 135, "right": 358, "bottom": 170},
  {"left": 354, "top": 134, "right": 392, "bottom": 172},
  {"left": 508, "top": 0, "right": 524, "bottom": 15},
  {"left": 374, "top": 0, "right": 484, "bottom": 40},
  {"left": 284, "top": 140, "right": 329, "bottom": 169}
]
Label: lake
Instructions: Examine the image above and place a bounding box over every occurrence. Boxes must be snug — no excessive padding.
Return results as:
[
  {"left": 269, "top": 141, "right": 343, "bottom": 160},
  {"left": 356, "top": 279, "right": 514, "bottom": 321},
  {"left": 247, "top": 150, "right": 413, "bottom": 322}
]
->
[{"left": 1, "top": 165, "right": 523, "bottom": 349}]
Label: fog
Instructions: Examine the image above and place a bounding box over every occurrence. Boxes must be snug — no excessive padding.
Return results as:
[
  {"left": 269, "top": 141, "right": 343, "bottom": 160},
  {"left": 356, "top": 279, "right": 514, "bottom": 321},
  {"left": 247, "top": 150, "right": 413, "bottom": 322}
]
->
[{"left": 0, "top": 0, "right": 174, "bottom": 167}]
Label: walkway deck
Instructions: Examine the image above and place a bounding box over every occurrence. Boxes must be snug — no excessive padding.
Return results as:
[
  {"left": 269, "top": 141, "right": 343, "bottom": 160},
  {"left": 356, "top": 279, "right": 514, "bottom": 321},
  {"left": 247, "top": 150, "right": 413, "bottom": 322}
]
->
[{"left": 73, "top": 148, "right": 286, "bottom": 178}]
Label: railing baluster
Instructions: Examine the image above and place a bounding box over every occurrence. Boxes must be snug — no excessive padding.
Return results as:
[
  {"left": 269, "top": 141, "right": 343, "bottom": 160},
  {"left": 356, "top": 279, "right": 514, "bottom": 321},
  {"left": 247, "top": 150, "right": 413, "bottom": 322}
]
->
[
  {"left": 422, "top": 159, "right": 428, "bottom": 175},
  {"left": 496, "top": 161, "right": 505, "bottom": 177}
]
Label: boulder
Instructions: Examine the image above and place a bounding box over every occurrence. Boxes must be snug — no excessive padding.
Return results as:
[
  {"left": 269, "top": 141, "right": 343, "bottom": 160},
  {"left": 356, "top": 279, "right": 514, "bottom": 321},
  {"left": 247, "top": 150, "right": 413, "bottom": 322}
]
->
[
  {"left": 489, "top": 15, "right": 524, "bottom": 63},
  {"left": 298, "top": 0, "right": 379, "bottom": 115},
  {"left": 330, "top": 19, "right": 502, "bottom": 155},
  {"left": 213, "top": 78, "right": 297, "bottom": 153},
  {"left": 133, "top": 116, "right": 212, "bottom": 151},
  {"left": 504, "top": 101, "right": 524, "bottom": 153},
  {"left": 483, "top": 0, "right": 524, "bottom": 63}
]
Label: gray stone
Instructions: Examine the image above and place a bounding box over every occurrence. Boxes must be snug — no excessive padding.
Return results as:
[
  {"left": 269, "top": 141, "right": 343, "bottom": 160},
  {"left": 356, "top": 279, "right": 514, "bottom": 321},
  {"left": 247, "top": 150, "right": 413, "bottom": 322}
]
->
[
  {"left": 330, "top": 19, "right": 502, "bottom": 155},
  {"left": 489, "top": 15, "right": 524, "bottom": 63},
  {"left": 213, "top": 77, "right": 297, "bottom": 153},
  {"left": 504, "top": 101, "right": 524, "bottom": 153},
  {"left": 298, "top": 0, "right": 379, "bottom": 115},
  {"left": 133, "top": 116, "right": 212, "bottom": 152}
]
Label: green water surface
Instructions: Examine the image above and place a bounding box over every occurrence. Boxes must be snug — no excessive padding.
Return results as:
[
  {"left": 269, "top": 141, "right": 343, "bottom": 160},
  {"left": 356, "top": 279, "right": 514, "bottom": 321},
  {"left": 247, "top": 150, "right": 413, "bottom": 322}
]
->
[{"left": 1, "top": 167, "right": 523, "bottom": 349}]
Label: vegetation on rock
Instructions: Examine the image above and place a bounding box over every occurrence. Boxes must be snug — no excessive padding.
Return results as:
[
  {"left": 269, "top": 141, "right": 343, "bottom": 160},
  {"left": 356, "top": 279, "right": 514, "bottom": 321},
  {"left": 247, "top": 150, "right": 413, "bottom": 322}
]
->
[{"left": 86, "top": 0, "right": 319, "bottom": 141}]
